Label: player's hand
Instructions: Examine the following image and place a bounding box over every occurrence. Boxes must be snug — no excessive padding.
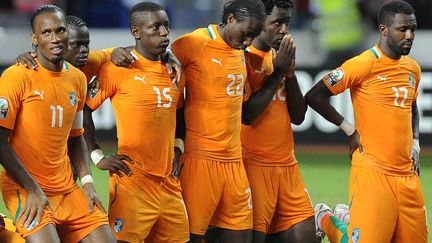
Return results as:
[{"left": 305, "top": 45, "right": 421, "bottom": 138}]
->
[
  {"left": 82, "top": 183, "right": 106, "bottom": 213},
  {"left": 410, "top": 148, "right": 420, "bottom": 176},
  {"left": 348, "top": 130, "right": 363, "bottom": 160},
  {"left": 163, "top": 51, "right": 182, "bottom": 87},
  {"left": 171, "top": 148, "right": 182, "bottom": 178},
  {"left": 111, "top": 47, "right": 135, "bottom": 67},
  {"left": 15, "top": 51, "right": 38, "bottom": 70},
  {"left": 19, "top": 186, "right": 51, "bottom": 229},
  {"left": 97, "top": 154, "right": 133, "bottom": 177},
  {"left": 272, "top": 35, "right": 296, "bottom": 77}
]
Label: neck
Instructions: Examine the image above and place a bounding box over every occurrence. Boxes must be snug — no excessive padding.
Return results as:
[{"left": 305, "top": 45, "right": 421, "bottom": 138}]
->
[
  {"left": 135, "top": 44, "right": 161, "bottom": 61},
  {"left": 37, "top": 51, "right": 63, "bottom": 72},
  {"left": 252, "top": 36, "right": 271, "bottom": 52},
  {"left": 378, "top": 38, "right": 401, "bottom": 60},
  {"left": 217, "top": 24, "right": 228, "bottom": 44}
]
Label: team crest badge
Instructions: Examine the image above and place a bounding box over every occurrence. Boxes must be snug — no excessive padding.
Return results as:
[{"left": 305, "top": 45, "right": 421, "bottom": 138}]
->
[
  {"left": 88, "top": 76, "right": 100, "bottom": 99},
  {"left": 0, "top": 97, "right": 9, "bottom": 119},
  {"left": 351, "top": 228, "right": 360, "bottom": 243},
  {"left": 323, "top": 68, "right": 344, "bottom": 86},
  {"left": 408, "top": 73, "right": 415, "bottom": 88},
  {"left": 113, "top": 218, "right": 124, "bottom": 233},
  {"left": 69, "top": 91, "right": 77, "bottom": 106}
]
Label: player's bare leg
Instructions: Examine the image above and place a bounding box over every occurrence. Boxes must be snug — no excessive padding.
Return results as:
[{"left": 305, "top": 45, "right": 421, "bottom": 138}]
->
[
  {"left": 220, "top": 228, "right": 252, "bottom": 243},
  {"left": 277, "top": 216, "right": 315, "bottom": 243},
  {"left": 25, "top": 224, "right": 60, "bottom": 243},
  {"left": 80, "top": 225, "right": 116, "bottom": 243}
]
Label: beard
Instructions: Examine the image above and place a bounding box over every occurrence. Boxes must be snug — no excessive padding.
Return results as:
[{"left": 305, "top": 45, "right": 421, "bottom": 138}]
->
[{"left": 387, "top": 36, "right": 411, "bottom": 56}]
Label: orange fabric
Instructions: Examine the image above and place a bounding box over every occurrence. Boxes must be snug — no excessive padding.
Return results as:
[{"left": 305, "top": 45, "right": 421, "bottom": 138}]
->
[
  {"left": 244, "top": 163, "right": 314, "bottom": 234},
  {"left": 2, "top": 187, "right": 108, "bottom": 242},
  {"left": 322, "top": 46, "right": 421, "bottom": 176},
  {"left": 0, "top": 213, "right": 25, "bottom": 243},
  {"left": 321, "top": 214, "right": 345, "bottom": 243},
  {"left": 109, "top": 173, "right": 189, "bottom": 242},
  {"left": 179, "top": 157, "right": 252, "bottom": 235},
  {"left": 0, "top": 60, "right": 86, "bottom": 195},
  {"left": 172, "top": 24, "right": 247, "bottom": 161},
  {"left": 241, "top": 45, "right": 296, "bottom": 166},
  {"left": 348, "top": 165, "right": 427, "bottom": 243},
  {"left": 86, "top": 49, "right": 184, "bottom": 177},
  {"left": 80, "top": 48, "right": 113, "bottom": 82}
]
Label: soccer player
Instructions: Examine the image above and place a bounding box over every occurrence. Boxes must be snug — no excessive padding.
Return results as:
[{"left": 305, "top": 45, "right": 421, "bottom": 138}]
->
[
  {"left": 240, "top": 0, "right": 315, "bottom": 242},
  {"left": 0, "top": 5, "right": 116, "bottom": 243},
  {"left": 84, "top": 2, "right": 189, "bottom": 242},
  {"left": 171, "top": 0, "right": 265, "bottom": 242},
  {"left": 14, "top": 15, "right": 182, "bottom": 177},
  {"left": 305, "top": 1, "right": 427, "bottom": 242}
]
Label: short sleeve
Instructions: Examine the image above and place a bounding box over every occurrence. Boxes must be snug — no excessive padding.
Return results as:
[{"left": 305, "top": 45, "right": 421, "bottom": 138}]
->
[
  {"left": 0, "top": 66, "right": 26, "bottom": 130},
  {"left": 322, "top": 53, "right": 374, "bottom": 95},
  {"left": 85, "top": 62, "right": 124, "bottom": 111},
  {"left": 172, "top": 33, "right": 204, "bottom": 67}
]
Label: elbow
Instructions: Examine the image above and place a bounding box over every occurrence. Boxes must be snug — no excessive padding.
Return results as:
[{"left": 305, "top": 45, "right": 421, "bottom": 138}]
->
[
  {"left": 291, "top": 114, "right": 305, "bottom": 126},
  {"left": 242, "top": 116, "right": 253, "bottom": 126},
  {"left": 305, "top": 91, "right": 319, "bottom": 110}
]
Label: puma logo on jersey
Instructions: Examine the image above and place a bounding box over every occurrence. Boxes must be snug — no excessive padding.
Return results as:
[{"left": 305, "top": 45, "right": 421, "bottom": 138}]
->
[
  {"left": 211, "top": 58, "right": 223, "bottom": 67},
  {"left": 134, "top": 76, "right": 146, "bottom": 84},
  {"left": 376, "top": 75, "right": 388, "bottom": 82},
  {"left": 34, "top": 90, "right": 44, "bottom": 100}
]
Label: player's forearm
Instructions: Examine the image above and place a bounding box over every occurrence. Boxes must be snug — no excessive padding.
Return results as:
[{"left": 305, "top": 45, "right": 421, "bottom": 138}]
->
[
  {"left": 412, "top": 101, "right": 419, "bottom": 139},
  {"left": 175, "top": 107, "right": 186, "bottom": 141},
  {"left": 305, "top": 82, "right": 344, "bottom": 126},
  {"left": 0, "top": 128, "right": 41, "bottom": 192},
  {"left": 83, "top": 105, "right": 101, "bottom": 152},
  {"left": 242, "top": 71, "right": 284, "bottom": 125},
  {"left": 284, "top": 75, "right": 306, "bottom": 125},
  {"left": 68, "top": 135, "right": 92, "bottom": 178}
]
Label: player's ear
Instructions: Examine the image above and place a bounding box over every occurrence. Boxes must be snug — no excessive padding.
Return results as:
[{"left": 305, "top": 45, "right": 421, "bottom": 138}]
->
[
  {"left": 379, "top": 24, "right": 387, "bottom": 36},
  {"left": 227, "top": 14, "right": 237, "bottom": 25},
  {"left": 31, "top": 33, "right": 38, "bottom": 47},
  {"left": 131, "top": 26, "right": 140, "bottom": 40}
]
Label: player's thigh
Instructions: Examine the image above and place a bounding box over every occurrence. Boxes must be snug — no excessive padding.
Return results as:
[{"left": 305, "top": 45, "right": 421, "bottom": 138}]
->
[
  {"left": 80, "top": 224, "right": 116, "bottom": 243},
  {"left": 54, "top": 188, "right": 109, "bottom": 243},
  {"left": 391, "top": 175, "right": 427, "bottom": 243},
  {"left": 348, "top": 166, "right": 397, "bottom": 243},
  {"left": 211, "top": 161, "right": 252, "bottom": 231},
  {"left": 147, "top": 176, "right": 189, "bottom": 242},
  {"left": 270, "top": 164, "right": 314, "bottom": 235},
  {"left": 179, "top": 157, "right": 223, "bottom": 235},
  {"left": 1, "top": 189, "right": 57, "bottom": 240},
  {"left": 25, "top": 224, "right": 60, "bottom": 243},
  {"left": 108, "top": 174, "right": 160, "bottom": 242},
  {"left": 244, "top": 163, "right": 278, "bottom": 234}
]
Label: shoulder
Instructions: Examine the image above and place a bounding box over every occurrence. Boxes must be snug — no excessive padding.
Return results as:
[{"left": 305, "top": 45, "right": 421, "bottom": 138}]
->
[
  {"left": 404, "top": 56, "right": 421, "bottom": 75},
  {"left": 1, "top": 64, "right": 31, "bottom": 79},
  {"left": 341, "top": 49, "right": 376, "bottom": 77},
  {"left": 172, "top": 28, "right": 211, "bottom": 52},
  {"left": 67, "top": 63, "right": 86, "bottom": 82}
]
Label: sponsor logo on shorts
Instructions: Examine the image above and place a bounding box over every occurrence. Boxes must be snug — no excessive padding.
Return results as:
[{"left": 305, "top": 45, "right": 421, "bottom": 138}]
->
[
  {"left": 26, "top": 219, "right": 38, "bottom": 231},
  {"left": 352, "top": 228, "right": 360, "bottom": 243},
  {"left": 0, "top": 97, "right": 9, "bottom": 119},
  {"left": 113, "top": 218, "right": 124, "bottom": 233},
  {"left": 323, "top": 68, "right": 344, "bottom": 86}
]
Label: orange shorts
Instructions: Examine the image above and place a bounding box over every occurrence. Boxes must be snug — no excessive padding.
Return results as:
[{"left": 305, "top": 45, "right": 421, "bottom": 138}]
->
[
  {"left": 244, "top": 163, "right": 314, "bottom": 234},
  {"left": 179, "top": 157, "right": 253, "bottom": 235},
  {"left": 109, "top": 173, "right": 189, "bottom": 242},
  {"left": 2, "top": 187, "right": 108, "bottom": 242},
  {"left": 348, "top": 165, "right": 428, "bottom": 243}
]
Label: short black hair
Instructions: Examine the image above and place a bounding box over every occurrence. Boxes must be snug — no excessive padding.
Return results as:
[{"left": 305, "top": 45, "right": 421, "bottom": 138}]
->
[
  {"left": 31, "top": 5, "right": 64, "bottom": 31},
  {"left": 222, "top": 0, "right": 266, "bottom": 25},
  {"left": 261, "top": 0, "right": 294, "bottom": 15},
  {"left": 128, "top": 1, "right": 164, "bottom": 28},
  {"left": 66, "top": 15, "right": 87, "bottom": 29},
  {"left": 378, "top": 0, "right": 414, "bottom": 26}
]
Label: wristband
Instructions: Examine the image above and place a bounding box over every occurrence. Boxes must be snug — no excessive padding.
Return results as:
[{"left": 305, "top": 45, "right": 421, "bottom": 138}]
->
[
  {"left": 80, "top": 175, "right": 94, "bottom": 186},
  {"left": 90, "top": 149, "right": 105, "bottom": 165},
  {"left": 412, "top": 138, "right": 420, "bottom": 153},
  {"left": 174, "top": 138, "right": 184, "bottom": 154},
  {"left": 339, "top": 120, "right": 355, "bottom": 136}
]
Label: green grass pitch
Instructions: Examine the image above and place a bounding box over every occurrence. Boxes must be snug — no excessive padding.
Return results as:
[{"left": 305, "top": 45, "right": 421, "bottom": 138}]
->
[{"left": 0, "top": 149, "right": 430, "bottom": 241}]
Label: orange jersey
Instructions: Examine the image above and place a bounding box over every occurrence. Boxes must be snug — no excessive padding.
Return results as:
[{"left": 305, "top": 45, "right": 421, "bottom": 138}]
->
[
  {"left": 86, "top": 49, "right": 183, "bottom": 177},
  {"left": 241, "top": 45, "right": 295, "bottom": 166},
  {"left": 79, "top": 48, "right": 113, "bottom": 82},
  {"left": 0, "top": 60, "right": 87, "bottom": 195},
  {"left": 172, "top": 24, "right": 247, "bottom": 161},
  {"left": 322, "top": 46, "right": 421, "bottom": 175}
]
